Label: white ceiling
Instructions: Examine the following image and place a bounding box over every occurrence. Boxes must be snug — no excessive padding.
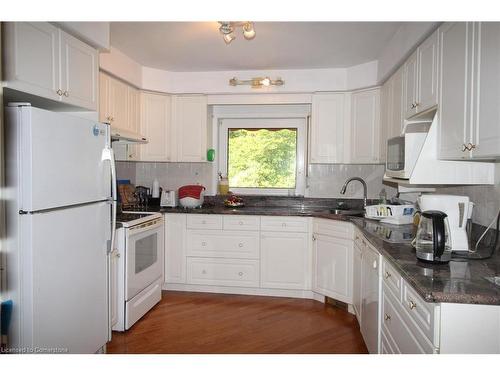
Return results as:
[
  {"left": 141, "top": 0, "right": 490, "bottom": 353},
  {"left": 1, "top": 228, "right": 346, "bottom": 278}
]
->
[{"left": 110, "top": 22, "right": 403, "bottom": 72}]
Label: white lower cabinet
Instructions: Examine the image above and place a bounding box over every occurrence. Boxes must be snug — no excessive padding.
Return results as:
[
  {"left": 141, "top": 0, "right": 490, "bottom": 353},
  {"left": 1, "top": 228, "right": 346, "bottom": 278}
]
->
[
  {"left": 164, "top": 214, "right": 186, "bottom": 284},
  {"left": 381, "top": 259, "right": 439, "bottom": 354},
  {"left": 360, "top": 242, "right": 381, "bottom": 354},
  {"left": 186, "top": 230, "right": 259, "bottom": 259},
  {"left": 260, "top": 231, "right": 310, "bottom": 290},
  {"left": 352, "top": 238, "right": 363, "bottom": 322},
  {"left": 312, "top": 234, "right": 353, "bottom": 304},
  {"left": 187, "top": 257, "right": 260, "bottom": 288}
]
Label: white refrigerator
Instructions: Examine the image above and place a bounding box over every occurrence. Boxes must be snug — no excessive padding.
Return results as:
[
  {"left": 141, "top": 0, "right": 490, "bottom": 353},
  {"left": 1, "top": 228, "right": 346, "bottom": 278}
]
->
[{"left": 4, "top": 104, "right": 116, "bottom": 353}]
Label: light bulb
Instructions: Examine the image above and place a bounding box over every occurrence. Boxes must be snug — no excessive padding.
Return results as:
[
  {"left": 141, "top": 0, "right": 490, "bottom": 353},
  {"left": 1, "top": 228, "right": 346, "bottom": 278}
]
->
[
  {"left": 243, "top": 23, "right": 256, "bottom": 40},
  {"left": 260, "top": 77, "right": 271, "bottom": 86},
  {"left": 223, "top": 32, "right": 235, "bottom": 44}
]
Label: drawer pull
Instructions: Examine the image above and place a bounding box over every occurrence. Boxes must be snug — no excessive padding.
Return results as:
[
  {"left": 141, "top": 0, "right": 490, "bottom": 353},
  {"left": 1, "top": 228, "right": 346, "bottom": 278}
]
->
[
  {"left": 201, "top": 242, "right": 207, "bottom": 247},
  {"left": 238, "top": 221, "right": 243, "bottom": 225},
  {"left": 384, "top": 271, "right": 391, "bottom": 279},
  {"left": 409, "top": 300, "right": 417, "bottom": 310},
  {"left": 238, "top": 272, "right": 243, "bottom": 276},
  {"left": 282, "top": 223, "right": 287, "bottom": 227},
  {"left": 384, "top": 314, "right": 391, "bottom": 321},
  {"left": 238, "top": 243, "right": 244, "bottom": 248}
]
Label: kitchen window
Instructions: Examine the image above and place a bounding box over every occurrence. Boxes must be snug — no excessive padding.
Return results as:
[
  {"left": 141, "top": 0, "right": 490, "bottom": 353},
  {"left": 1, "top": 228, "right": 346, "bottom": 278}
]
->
[{"left": 219, "top": 118, "right": 306, "bottom": 196}]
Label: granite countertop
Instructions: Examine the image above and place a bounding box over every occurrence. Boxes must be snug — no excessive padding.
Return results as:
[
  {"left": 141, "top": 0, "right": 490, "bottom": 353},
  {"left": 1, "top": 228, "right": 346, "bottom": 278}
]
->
[{"left": 125, "top": 197, "right": 500, "bottom": 306}]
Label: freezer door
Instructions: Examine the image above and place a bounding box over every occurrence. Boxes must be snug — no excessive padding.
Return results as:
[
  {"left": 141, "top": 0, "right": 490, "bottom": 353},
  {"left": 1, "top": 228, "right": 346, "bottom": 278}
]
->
[
  {"left": 11, "top": 106, "right": 111, "bottom": 211},
  {"left": 13, "top": 201, "right": 110, "bottom": 353}
]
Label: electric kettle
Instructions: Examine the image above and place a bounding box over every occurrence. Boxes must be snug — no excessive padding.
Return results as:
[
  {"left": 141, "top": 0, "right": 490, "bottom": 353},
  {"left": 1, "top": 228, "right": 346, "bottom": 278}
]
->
[{"left": 414, "top": 210, "right": 452, "bottom": 263}]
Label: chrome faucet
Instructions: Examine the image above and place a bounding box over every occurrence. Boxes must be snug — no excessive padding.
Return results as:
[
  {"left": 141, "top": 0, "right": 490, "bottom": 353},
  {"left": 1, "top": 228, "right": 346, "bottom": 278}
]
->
[{"left": 340, "top": 177, "right": 368, "bottom": 207}]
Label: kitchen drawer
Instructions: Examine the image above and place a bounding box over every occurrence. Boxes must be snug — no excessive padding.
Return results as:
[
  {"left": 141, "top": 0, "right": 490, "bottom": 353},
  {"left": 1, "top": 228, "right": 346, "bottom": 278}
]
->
[
  {"left": 313, "top": 218, "right": 353, "bottom": 239},
  {"left": 261, "top": 216, "right": 308, "bottom": 233},
  {"left": 186, "top": 257, "right": 260, "bottom": 287},
  {"left": 223, "top": 215, "right": 260, "bottom": 231},
  {"left": 381, "top": 329, "right": 400, "bottom": 354},
  {"left": 382, "top": 288, "right": 435, "bottom": 354},
  {"left": 402, "top": 281, "right": 439, "bottom": 345},
  {"left": 186, "top": 214, "right": 223, "bottom": 230},
  {"left": 382, "top": 259, "right": 403, "bottom": 301},
  {"left": 186, "top": 230, "right": 259, "bottom": 259}
]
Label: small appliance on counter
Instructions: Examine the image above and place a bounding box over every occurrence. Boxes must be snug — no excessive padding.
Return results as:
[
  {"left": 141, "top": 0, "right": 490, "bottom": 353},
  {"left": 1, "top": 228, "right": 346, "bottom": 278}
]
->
[
  {"left": 414, "top": 210, "right": 452, "bottom": 263},
  {"left": 418, "top": 194, "right": 473, "bottom": 251},
  {"left": 160, "top": 190, "right": 178, "bottom": 207},
  {"left": 178, "top": 185, "right": 205, "bottom": 208}
]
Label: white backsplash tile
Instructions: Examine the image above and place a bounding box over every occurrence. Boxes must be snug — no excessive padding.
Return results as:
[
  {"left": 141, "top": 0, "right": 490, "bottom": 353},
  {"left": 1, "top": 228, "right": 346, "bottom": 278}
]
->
[
  {"left": 117, "top": 160, "right": 500, "bottom": 227},
  {"left": 306, "top": 164, "right": 397, "bottom": 200}
]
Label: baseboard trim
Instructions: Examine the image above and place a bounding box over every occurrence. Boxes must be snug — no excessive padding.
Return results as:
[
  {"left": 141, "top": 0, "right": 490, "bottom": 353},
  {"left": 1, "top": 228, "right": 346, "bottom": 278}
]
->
[{"left": 163, "top": 283, "right": 316, "bottom": 300}]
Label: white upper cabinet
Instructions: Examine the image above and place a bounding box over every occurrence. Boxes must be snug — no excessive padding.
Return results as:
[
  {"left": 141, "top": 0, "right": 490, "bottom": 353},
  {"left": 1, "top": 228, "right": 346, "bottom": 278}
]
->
[
  {"left": 416, "top": 30, "right": 439, "bottom": 114},
  {"left": 471, "top": 22, "right": 500, "bottom": 159},
  {"left": 310, "top": 93, "right": 347, "bottom": 163},
  {"left": 171, "top": 95, "right": 208, "bottom": 162},
  {"left": 404, "top": 30, "right": 439, "bottom": 119},
  {"left": 403, "top": 50, "right": 419, "bottom": 119},
  {"left": 126, "top": 86, "right": 141, "bottom": 161},
  {"left": 350, "top": 88, "right": 381, "bottom": 164},
  {"left": 107, "top": 76, "right": 129, "bottom": 131},
  {"left": 3, "top": 22, "right": 60, "bottom": 101},
  {"left": 3, "top": 22, "right": 98, "bottom": 111},
  {"left": 140, "top": 92, "right": 172, "bottom": 162},
  {"left": 438, "top": 22, "right": 475, "bottom": 160},
  {"left": 59, "top": 30, "right": 98, "bottom": 110},
  {"left": 380, "top": 66, "right": 404, "bottom": 161}
]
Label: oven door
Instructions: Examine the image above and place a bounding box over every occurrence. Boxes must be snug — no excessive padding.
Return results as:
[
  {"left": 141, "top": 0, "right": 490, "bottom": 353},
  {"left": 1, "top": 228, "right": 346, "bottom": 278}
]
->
[
  {"left": 125, "top": 217, "right": 164, "bottom": 300},
  {"left": 386, "top": 136, "right": 406, "bottom": 178}
]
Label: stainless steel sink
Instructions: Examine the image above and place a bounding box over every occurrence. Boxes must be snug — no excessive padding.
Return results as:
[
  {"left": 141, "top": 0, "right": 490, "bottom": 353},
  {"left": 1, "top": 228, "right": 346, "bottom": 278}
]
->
[{"left": 330, "top": 208, "right": 365, "bottom": 217}]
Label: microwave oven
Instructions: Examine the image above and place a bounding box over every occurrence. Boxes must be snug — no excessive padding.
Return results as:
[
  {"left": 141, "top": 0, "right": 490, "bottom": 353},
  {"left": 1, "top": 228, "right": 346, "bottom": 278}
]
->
[{"left": 386, "top": 131, "right": 428, "bottom": 179}]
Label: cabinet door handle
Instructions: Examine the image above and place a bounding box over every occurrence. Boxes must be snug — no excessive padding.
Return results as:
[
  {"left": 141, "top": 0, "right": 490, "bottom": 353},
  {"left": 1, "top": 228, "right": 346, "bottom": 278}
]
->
[
  {"left": 409, "top": 300, "right": 417, "bottom": 310},
  {"left": 312, "top": 235, "right": 316, "bottom": 241},
  {"left": 238, "top": 271, "right": 243, "bottom": 277},
  {"left": 238, "top": 243, "right": 244, "bottom": 248},
  {"left": 282, "top": 223, "right": 287, "bottom": 227},
  {"left": 201, "top": 242, "right": 207, "bottom": 246},
  {"left": 384, "top": 314, "right": 391, "bottom": 321},
  {"left": 415, "top": 102, "right": 420, "bottom": 107},
  {"left": 384, "top": 271, "right": 391, "bottom": 279},
  {"left": 56, "top": 89, "right": 63, "bottom": 96},
  {"left": 410, "top": 103, "right": 416, "bottom": 109},
  {"left": 468, "top": 143, "right": 476, "bottom": 151},
  {"left": 63, "top": 91, "right": 69, "bottom": 97},
  {"left": 462, "top": 144, "right": 469, "bottom": 152},
  {"left": 239, "top": 221, "right": 243, "bottom": 225}
]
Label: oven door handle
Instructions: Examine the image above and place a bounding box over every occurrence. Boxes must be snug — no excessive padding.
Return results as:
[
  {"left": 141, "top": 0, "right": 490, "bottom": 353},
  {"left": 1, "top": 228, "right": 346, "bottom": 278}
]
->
[{"left": 127, "top": 219, "right": 163, "bottom": 235}]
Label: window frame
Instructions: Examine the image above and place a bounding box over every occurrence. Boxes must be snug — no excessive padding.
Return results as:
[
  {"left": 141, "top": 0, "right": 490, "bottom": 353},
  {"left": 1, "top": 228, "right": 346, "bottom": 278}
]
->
[{"left": 219, "top": 117, "right": 307, "bottom": 196}]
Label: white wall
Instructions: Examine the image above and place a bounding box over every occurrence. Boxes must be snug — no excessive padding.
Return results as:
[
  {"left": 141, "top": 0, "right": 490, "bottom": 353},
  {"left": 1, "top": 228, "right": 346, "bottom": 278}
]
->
[
  {"left": 57, "top": 22, "right": 110, "bottom": 51},
  {"left": 100, "top": 47, "right": 142, "bottom": 88},
  {"left": 141, "top": 64, "right": 371, "bottom": 94},
  {"left": 377, "top": 22, "right": 440, "bottom": 83}
]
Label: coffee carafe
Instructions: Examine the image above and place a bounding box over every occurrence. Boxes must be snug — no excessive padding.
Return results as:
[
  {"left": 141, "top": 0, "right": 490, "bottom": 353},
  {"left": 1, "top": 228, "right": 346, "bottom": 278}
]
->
[{"left": 414, "top": 210, "right": 452, "bottom": 263}]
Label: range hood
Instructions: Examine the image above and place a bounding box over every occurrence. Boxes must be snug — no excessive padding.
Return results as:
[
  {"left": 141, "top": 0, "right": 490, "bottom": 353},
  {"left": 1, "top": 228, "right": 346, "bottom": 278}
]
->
[
  {"left": 384, "top": 113, "right": 495, "bottom": 186},
  {"left": 110, "top": 127, "right": 148, "bottom": 144}
]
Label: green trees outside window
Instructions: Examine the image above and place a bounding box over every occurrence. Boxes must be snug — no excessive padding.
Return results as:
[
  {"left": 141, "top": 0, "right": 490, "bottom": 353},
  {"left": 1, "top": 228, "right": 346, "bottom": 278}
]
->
[{"left": 227, "top": 128, "right": 297, "bottom": 189}]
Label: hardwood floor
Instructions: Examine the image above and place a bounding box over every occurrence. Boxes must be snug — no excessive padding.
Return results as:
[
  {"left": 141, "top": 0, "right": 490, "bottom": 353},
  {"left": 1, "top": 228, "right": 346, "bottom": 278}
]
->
[{"left": 107, "top": 291, "right": 368, "bottom": 354}]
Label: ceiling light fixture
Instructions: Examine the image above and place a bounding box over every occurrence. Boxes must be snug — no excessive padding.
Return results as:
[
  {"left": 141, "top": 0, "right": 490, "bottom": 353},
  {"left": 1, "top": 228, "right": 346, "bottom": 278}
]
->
[
  {"left": 229, "top": 77, "right": 284, "bottom": 89},
  {"left": 218, "top": 21, "right": 256, "bottom": 44}
]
